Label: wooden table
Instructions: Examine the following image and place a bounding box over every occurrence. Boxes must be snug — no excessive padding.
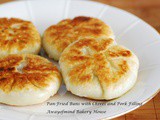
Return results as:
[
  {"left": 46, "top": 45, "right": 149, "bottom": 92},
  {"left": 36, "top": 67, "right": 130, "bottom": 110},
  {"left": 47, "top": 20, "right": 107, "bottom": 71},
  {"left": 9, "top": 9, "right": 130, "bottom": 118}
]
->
[{"left": 0, "top": 0, "right": 160, "bottom": 120}]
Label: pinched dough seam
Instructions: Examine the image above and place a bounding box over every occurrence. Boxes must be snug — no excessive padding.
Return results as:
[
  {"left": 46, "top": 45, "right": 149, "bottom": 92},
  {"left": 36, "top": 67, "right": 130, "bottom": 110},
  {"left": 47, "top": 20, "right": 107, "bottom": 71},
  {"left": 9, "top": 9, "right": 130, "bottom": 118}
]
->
[{"left": 0, "top": 56, "right": 50, "bottom": 92}]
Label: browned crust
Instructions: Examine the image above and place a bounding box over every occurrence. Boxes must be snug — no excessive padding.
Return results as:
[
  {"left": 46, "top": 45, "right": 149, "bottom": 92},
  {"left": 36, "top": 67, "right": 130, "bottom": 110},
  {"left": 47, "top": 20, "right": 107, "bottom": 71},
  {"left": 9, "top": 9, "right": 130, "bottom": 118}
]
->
[
  {"left": 0, "top": 54, "right": 61, "bottom": 93},
  {"left": 43, "top": 16, "right": 113, "bottom": 53},
  {"left": 0, "top": 18, "right": 41, "bottom": 54},
  {"left": 60, "top": 38, "right": 133, "bottom": 86}
]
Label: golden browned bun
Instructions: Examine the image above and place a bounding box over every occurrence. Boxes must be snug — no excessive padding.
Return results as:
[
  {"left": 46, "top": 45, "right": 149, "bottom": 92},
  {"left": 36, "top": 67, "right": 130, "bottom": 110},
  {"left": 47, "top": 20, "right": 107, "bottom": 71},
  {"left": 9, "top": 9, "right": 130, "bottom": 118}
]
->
[
  {"left": 59, "top": 38, "right": 139, "bottom": 100},
  {"left": 0, "top": 54, "right": 61, "bottom": 106},
  {"left": 0, "top": 18, "right": 41, "bottom": 57},
  {"left": 43, "top": 16, "right": 114, "bottom": 60}
]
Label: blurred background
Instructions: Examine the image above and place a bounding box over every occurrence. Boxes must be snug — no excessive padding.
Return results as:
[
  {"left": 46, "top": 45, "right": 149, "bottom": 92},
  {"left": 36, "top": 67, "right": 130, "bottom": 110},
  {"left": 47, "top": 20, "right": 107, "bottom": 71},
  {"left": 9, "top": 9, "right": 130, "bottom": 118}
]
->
[
  {"left": 93, "top": 0, "right": 160, "bottom": 33},
  {"left": 0, "top": 0, "right": 159, "bottom": 120}
]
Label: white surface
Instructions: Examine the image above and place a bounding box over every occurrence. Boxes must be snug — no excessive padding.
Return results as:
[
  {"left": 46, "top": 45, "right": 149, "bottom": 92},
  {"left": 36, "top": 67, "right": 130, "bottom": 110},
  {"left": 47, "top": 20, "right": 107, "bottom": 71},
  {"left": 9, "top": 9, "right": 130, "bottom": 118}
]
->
[{"left": 0, "top": 0, "right": 160, "bottom": 120}]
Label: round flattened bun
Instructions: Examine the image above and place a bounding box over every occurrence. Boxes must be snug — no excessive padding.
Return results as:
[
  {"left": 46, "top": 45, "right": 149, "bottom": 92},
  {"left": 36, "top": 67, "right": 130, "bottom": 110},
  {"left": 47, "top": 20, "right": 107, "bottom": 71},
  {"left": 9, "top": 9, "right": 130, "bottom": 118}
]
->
[
  {"left": 0, "top": 54, "right": 61, "bottom": 106},
  {"left": 43, "top": 16, "right": 114, "bottom": 61},
  {"left": 0, "top": 18, "right": 41, "bottom": 57},
  {"left": 59, "top": 38, "right": 139, "bottom": 100}
]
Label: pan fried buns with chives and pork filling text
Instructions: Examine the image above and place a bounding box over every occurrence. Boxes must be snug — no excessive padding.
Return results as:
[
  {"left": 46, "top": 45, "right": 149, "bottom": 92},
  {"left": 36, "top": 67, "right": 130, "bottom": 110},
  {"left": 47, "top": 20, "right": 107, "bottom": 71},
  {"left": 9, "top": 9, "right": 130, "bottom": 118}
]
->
[
  {"left": 0, "top": 18, "right": 41, "bottom": 57},
  {"left": 59, "top": 38, "right": 139, "bottom": 100},
  {"left": 0, "top": 54, "right": 61, "bottom": 106},
  {"left": 43, "top": 16, "right": 114, "bottom": 60}
]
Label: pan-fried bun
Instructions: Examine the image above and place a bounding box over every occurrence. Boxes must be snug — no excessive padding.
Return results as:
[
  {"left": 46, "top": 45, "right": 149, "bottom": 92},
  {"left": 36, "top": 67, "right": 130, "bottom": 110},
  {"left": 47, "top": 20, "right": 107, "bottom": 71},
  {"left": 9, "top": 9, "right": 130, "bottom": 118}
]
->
[
  {"left": 59, "top": 38, "right": 139, "bottom": 100},
  {"left": 43, "top": 16, "right": 114, "bottom": 60},
  {"left": 0, "top": 54, "right": 61, "bottom": 106},
  {"left": 0, "top": 18, "right": 41, "bottom": 57}
]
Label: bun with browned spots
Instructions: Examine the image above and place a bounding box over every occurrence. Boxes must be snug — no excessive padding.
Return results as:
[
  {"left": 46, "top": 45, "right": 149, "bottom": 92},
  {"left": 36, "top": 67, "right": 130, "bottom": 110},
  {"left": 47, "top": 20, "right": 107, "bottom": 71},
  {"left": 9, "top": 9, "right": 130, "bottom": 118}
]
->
[
  {"left": 43, "top": 16, "right": 114, "bottom": 61},
  {"left": 0, "top": 18, "right": 41, "bottom": 57},
  {"left": 0, "top": 54, "right": 61, "bottom": 106},
  {"left": 59, "top": 38, "right": 139, "bottom": 100}
]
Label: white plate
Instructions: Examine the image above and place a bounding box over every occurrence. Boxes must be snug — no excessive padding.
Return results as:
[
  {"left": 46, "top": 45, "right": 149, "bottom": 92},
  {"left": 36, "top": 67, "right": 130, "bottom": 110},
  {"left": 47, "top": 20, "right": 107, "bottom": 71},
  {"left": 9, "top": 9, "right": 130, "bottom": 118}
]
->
[{"left": 0, "top": 0, "right": 160, "bottom": 120}]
